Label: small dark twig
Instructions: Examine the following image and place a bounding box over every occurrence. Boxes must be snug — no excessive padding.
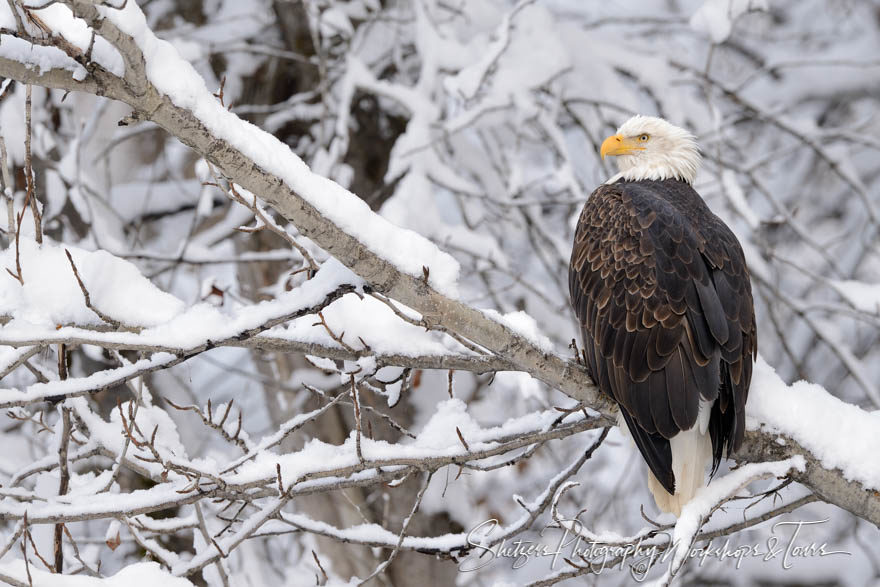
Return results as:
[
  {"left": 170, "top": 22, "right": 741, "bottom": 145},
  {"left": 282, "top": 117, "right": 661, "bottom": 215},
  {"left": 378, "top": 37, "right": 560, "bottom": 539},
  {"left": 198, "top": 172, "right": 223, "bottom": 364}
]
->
[
  {"left": 455, "top": 427, "right": 470, "bottom": 451},
  {"left": 165, "top": 398, "right": 249, "bottom": 452},
  {"left": 60, "top": 524, "right": 99, "bottom": 577},
  {"left": 313, "top": 311, "right": 356, "bottom": 353},
  {"left": 24, "top": 85, "right": 40, "bottom": 244},
  {"left": 24, "top": 513, "right": 53, "bottom": 572},
  {"left": 219, "top": 399, "right": 234, "bottom": 428},
  {"left": 569, "top": 338, "right": 581, "bottom": 365},
  {"left": 84, "top": 30, "right": 96, "bottom": 63},
  {"left": 358, "top": 471, "right": 433, "bottom": 585},
  {"left": 351, "top": 375, "right": 364, "bottom": 463},
  {"left": 6, "top": 205, "right": 24, "bottom": 285},
  {"left": 21, "top": 512, "right": 32, "bottom": 586},
  {"left": 213, "top": 75, "right": 227, "bottom": 107},
  {"left": 65, "top": 249, "right": 121, "bottom": 327},
  {"left": 312, "top": 550, "right": 328, "bottom": 586},
  {"left": 53, "top": 405, "right": 71, "bottom": 573},
  {"left": 640, "top": 504, "right": 663, "bottom": 528}
]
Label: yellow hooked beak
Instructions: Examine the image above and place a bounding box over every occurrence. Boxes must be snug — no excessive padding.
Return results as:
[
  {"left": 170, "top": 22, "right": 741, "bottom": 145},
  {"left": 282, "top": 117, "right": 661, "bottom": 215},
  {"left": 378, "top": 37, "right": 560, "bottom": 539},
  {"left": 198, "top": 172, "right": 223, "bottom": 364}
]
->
[{"left": 600, "top": 134, "right": 644, "bottom": 159}]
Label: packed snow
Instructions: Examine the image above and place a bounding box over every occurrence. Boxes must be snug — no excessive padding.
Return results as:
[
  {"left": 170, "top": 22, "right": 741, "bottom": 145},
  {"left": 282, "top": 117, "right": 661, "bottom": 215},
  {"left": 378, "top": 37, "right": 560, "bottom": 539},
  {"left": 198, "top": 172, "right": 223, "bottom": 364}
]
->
[
  {"left": 481, "top": 309, "right": 555, "bottom": 354},
  {"left": 0, "top": 561, "right": 193, "bottom": 586},
  {"left": 0, "top": 238, "right": 184, "bottom": 328},
  {"left": 747, "top": 357, "right": 880, "bottom": 491}
]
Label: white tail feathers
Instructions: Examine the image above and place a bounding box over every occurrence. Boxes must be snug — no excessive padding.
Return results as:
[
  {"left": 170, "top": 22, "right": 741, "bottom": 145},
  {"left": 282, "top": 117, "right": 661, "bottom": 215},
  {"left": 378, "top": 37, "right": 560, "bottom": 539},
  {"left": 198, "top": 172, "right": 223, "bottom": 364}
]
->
[
  {"left": 617, "top": 402, "right": 714, "bottom": 516},
  {"left": 647, "top": 424, "right": 712, "bottom": 516}
]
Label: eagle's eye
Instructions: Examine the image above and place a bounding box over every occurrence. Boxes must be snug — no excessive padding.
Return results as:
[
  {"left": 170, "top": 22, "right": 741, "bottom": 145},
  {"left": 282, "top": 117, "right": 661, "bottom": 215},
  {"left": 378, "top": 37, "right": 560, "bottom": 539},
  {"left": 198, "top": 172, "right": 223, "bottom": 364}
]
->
[{"left": 638, "top": 134, "right": 650, "bottom": 142}]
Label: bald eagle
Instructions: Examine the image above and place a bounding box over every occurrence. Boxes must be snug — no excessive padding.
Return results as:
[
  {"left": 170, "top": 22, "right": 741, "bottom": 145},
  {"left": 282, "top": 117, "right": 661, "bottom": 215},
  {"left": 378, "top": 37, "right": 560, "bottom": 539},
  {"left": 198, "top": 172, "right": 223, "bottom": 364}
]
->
[{"left": 569, "top": 116, "right": 756, "bottom": 515}]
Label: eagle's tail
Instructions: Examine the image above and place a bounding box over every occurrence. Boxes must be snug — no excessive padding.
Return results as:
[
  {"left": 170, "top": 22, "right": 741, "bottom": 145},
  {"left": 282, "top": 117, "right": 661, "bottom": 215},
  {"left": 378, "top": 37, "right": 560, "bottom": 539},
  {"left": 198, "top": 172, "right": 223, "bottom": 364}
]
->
[
  {"left": 647, "top": 427, "right": 712, "bottom": 515},
  {"left": 647, "top": 400, "right": 713, "bottom": 516}
]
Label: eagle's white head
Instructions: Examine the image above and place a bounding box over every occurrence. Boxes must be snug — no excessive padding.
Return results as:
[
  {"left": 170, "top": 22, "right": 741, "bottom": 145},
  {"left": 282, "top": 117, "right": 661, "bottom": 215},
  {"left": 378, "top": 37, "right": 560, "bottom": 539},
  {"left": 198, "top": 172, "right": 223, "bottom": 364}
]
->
[{"left": 601, "top": 115, "right": 701, "bottom": 185}]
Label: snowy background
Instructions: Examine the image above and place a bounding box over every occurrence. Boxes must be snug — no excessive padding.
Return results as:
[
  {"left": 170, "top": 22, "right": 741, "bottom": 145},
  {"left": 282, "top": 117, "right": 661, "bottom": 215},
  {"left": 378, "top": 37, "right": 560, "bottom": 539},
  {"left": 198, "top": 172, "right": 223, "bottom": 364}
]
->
[{"left": 0, "top": 0, "right": 877, "bottom": 585}]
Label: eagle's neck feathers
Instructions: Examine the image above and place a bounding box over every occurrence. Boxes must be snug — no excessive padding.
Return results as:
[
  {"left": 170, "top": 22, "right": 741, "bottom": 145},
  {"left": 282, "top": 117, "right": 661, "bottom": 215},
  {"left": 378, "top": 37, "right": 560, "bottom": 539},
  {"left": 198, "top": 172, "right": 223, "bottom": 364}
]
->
[{"left": 606, "top": 151, "right": 700, "bottom": 184}]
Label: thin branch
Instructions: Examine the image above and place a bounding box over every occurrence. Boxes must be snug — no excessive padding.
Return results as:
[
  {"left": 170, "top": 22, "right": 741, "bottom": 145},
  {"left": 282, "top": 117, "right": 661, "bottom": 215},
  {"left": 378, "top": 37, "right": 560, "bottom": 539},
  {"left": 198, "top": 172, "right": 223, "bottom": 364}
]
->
[
  {"left": 24, "top": 84, "right": 40, "bottom": 244},
  {"left": 53, "top": 405, "right": 71, "bottom": 573},
  {"left": 358, "top": 471, "right": 433, "bottom": 585},
  {"left": 194, "top": 503, "right": 230, "bottom": 587},
  {"left": 64, "top": 249, "right": 122, "bottom": 328}
]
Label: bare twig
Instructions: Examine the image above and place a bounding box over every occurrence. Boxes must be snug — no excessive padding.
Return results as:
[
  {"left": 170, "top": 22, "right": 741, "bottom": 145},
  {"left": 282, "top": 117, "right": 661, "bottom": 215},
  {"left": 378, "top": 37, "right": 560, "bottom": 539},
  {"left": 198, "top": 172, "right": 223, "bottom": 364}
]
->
[
  {"left": 194, "top": 502, "right": 230, "bottom": 587},
  {"left": 358, "top": 471, "right": 433, "bottom": 585},
  {"left": 351, "top": 374, "right": 364, "bottom": 463},
  {"left": 64, "top": 249, "right": 122, "bottom": 328},
  {"left": 53, "top": 405, "right": 71, "bottom": 573},
  {"left": 24, "top": 84, "right": 40, "bottom": 244}
]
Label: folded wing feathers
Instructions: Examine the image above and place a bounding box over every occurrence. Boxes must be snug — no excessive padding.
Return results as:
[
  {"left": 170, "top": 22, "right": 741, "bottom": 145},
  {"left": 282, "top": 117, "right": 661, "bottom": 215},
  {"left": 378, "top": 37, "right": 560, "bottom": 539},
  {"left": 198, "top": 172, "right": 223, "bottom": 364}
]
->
[{"left": 569, "top": 179, "right": 756, "bottom": 510}]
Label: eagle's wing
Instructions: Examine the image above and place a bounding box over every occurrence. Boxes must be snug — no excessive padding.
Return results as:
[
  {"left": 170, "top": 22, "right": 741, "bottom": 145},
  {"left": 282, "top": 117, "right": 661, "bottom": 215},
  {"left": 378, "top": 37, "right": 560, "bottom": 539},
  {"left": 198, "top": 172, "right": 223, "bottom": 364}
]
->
[{"left": 568, "top": 181, "right": 756, "bottom": 494}]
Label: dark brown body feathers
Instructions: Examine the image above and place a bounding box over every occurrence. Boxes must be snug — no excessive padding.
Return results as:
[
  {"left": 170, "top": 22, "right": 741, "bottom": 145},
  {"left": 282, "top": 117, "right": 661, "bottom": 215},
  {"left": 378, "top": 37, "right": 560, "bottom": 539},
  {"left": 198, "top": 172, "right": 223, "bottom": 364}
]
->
[{"left": 569, "top": 179, "right": 756, "bottom": 494}]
